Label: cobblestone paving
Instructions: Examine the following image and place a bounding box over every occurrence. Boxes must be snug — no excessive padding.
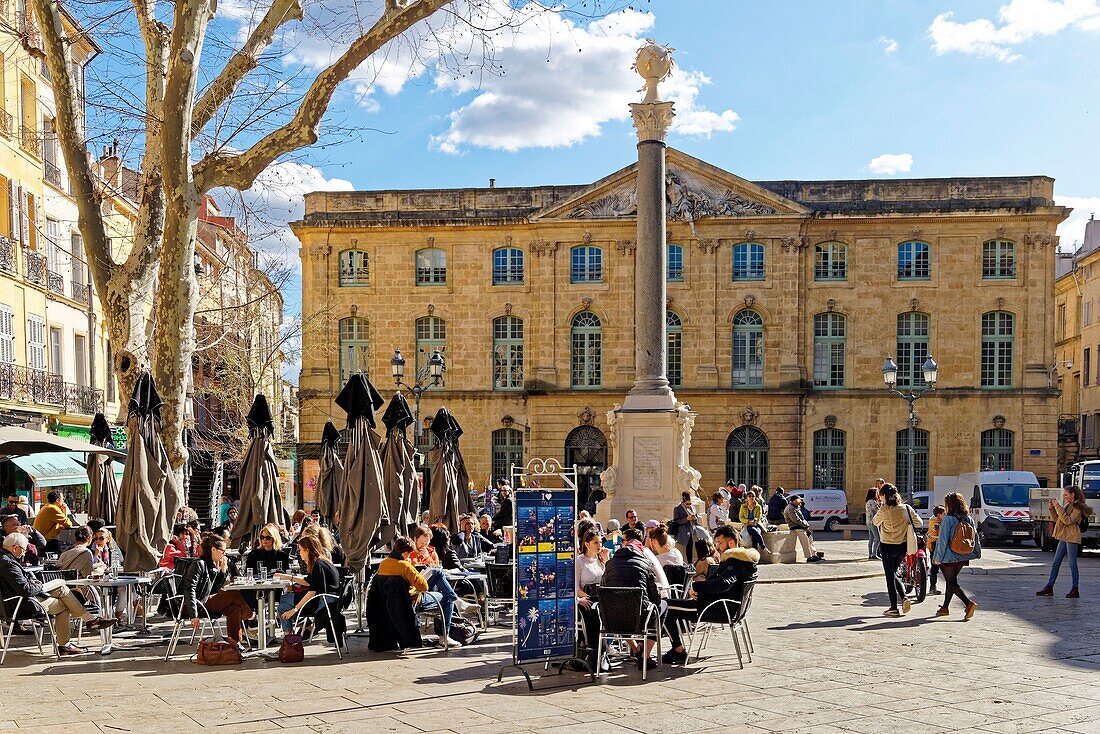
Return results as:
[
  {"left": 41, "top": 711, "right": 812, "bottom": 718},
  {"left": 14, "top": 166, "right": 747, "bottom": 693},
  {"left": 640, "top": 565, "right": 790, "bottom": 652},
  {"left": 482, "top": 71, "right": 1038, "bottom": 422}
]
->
[{"left": 1, "top": 544, "right": 1097, "bottom": 734}]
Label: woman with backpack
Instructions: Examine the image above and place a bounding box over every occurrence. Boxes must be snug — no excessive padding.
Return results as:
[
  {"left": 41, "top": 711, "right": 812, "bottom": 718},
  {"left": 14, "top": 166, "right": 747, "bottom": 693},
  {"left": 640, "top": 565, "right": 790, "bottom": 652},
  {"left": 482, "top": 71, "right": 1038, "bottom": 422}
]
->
[
  {"left": 931, "top": 493, "right": 980, "bottom": 619},
  {"left": 1036, "top": 485, "right": 1090, "bottom": 599}
]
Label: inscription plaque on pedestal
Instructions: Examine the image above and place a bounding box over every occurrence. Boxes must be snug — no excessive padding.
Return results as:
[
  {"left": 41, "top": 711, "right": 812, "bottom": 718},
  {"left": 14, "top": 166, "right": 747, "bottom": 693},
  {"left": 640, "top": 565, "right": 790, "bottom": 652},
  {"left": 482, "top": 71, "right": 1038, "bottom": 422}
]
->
[{"left": 633, "top": 437, "right": 662, "bottom": 491}]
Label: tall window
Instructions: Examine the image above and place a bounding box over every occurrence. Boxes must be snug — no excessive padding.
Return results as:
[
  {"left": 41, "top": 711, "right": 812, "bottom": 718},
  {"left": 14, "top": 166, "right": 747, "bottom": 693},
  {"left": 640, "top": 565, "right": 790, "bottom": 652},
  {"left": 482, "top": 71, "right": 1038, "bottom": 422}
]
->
[
  {"left": 26, "top": 315, "right": 45, "bottom": 371},
  {"left": 813, "top": 428, "right": 845, "bottom": 490},
  {"left": 491, "top": 428, "right": 524, "bottom": 484},
  {"left": 74, "top": 334, "right": 86, "bottom": 387},
  {"left": 814, "top": 242, "right": 847, "bottom": 281},
  {"left": 338, "top": 317, "right": 369, "bottom": 383},
  {"left": 667, "top": 311, "right": 682, "bottom": 388},
  {"left": 896, "top": 312, "right": 930, "bottom": 388},
  {"left": 1087, "top": 348, "right": 1093, "bottom": 387},
  {"left": 981, "top": 311, "right": 1014, "bottom": 388},
  {"left": 898, "top": 240, "right": 930, "bottom": 280},
  {"left": 0, "top": 305, "right": 14, "bottom": 364},
  {"left": 981, "top": 428, "right": 1014, "bottom": 471},
  {"left": 492, "top": 247, "right": 524, "bottom": 285},
  {"left": 570, "top": 311, "right": 602, "bottom": 388},
  {"left": 415, "top": 247, "right": 446, "bottom": 285},
  {"left": 731, "top": 242, "right": 765, "bottom": 281},
  {"left": 813, "top": 313, "right": 846, "bottom": 388},
  {"left": 571, "top": 246, "right": 602, "bottom": 283},
  {"left": 726, "top": 426, "right": 769, "bottom": 490},
  {"left": 48, "top": 326, "right": 62, "bottom": 376},
  {"left": 492, "top": 316, "right": 523, "bottom": 390},
  {"left": 415, "top": 316, "right": 446, "bottom": 378},
  {"left": 667, "top": 244, "right": 684, "bottom": 282},
  {"left": 982, "top": 239, "right": 1016, "bottom": 279},
  {"left": 338, "top": 250, "right": 369, "bottom": 286},
  {"left": 731, "top": 309, "right": 764, "bottom": 387},
  {"left": 45, "top": 218, "right": 59, "bottom": 272},
  {"left": 896, "top": 428, "right": 930, "bottom": 494}
]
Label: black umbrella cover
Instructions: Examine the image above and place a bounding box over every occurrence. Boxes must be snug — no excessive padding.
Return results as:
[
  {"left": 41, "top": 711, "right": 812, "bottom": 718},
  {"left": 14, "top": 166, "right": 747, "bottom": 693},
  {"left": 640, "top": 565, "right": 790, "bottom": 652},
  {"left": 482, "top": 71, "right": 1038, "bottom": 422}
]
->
[
  {"left": 382, "top": 393, "right": 414, "bottom": 435},
  {"left": 335, "top": 373, "right": 384, "bottom": 429},
  {"left": 246, "top": 394, "right": 275, "bottom": 436},
  {"left": 128, "top": 371, "right": 163, "bottom": 420},
  {"left": 429, "top": 406, "right": 462, "bottom": 442},
  {"left": 90, "top": 413, "right": 114, "bottom": 448},
  {"left": 321, "top": 420, "right": 341, "bottom": 447}
]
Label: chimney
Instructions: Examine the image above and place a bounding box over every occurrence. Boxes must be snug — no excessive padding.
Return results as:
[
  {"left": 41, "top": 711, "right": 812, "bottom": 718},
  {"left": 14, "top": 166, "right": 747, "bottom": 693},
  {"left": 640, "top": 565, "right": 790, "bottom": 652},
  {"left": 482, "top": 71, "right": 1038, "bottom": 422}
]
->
[
  {"left": 488, "top": 178, "right": 496, "bottom": 189},
  {"left": 99, "top": 138, "right": 121, "bottom": 188}
]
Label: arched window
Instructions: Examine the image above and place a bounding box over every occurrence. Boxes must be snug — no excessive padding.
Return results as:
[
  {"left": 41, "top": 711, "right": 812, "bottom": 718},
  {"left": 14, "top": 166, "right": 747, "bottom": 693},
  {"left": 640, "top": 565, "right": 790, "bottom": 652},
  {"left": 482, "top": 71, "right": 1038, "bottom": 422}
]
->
[
  {"left": 492, "top": 316, "right": 523, "bottom": 390},
  {"left": 492, "top": 247, "right": 524, "bottom": 285},
  {"left": 667, "top": 243, "right": 684, "bottom": 282},
  {"left": 982, "top": 239, "right": 1016, "bottom": 279},
  {"left": 813, "top": 428, "right": 845, "bottom": 490},
  {"left": 571, "top": 245, "right": 603, "bottom": 283},
  {"left": 570, "top": 311, "right": 602, "bottom": 388},
  {"left": 896, "top": 312, "right": 930, "bottom": 388},
  {"left": 981, "top": 427, "right": 1014, "bottom": 471},
  {"left": 813, "top": 312, "right": 845, "bottom": 388},
  {"left": 415, "top": 316, "right": 446, "bottom": 379},
  {"left": 666, "top": 311, "right": 682, "bottom": 388},
  {"left": 415, "top": 247, "right": 446, "bottom": 285},
  {"left": 896, "top": 428, "right": 930, "bottom": 494},
  {"left": 492, "top": 428, "right": 524, "bottom": 483},
  {"left": 814, "top": 242, "right": 847, "bottom": 281},
  {"left": 981, "top": 311, "right": 1014, "bottom": 388},
  {"left": 338, "top": 250, "right": 369, "bottom": 286},
  {"left": 338, "top": 317, "right": 369, "bottom": 383},
  {"left": 732, "top": 309, "right": 764, "bottom": 387},
  {"left": 726, "top": 426, "right": 769, "bottom": 490},
  {"left": 731, "top": 242, "right": 765, "bottom": 281},
  {"left": 897, "top": 240, "right": 930, "bottom": 281}
]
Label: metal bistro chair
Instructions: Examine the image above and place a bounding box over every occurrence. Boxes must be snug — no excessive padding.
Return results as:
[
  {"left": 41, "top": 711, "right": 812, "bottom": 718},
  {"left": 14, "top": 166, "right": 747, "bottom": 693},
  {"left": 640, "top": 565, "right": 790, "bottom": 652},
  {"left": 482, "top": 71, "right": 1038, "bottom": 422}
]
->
[
  {"left": 0, "top": 593, "right": 59, "bottom": 664},
  {"left": 592, "top": 586, "right": 662, "bottom": 681},
  {"left": 484, "top": 562, "right": 514, "bottom": 626},
  {"left": 687, "top": 580, "right": 757, "bottom": 669},
  {"left": 663, "top": 564, "right": 692, "bottom": 599},
  {"left": 163, "top": 574, "right": 222, "bottom": 661},
  {"left": 36, "top": 569, "right": 92, "bottom": 642},
  {"left": 289, "top": 592, "right": 348, "bottom": 659}
]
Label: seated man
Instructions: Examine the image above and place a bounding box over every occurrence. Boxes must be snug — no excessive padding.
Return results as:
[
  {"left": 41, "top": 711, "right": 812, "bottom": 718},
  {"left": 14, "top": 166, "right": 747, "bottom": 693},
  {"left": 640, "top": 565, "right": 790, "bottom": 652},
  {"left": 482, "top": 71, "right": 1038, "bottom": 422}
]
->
[
  {"left": 5, "top": 495, "right": 27, "bottom": 525},
  {"left": 32, "top": 491, "right": 74, "bottom": 551},
  {"left": 1, "top": 515, "right": 46, "bottom": 565},
  {"left": 452, "top": 514, "right": 494, "bottom": 560},
  {"left": 478, "top": 513, "right": 502, "bottom": 542},
  {"left": 661, "top": 525, "right": 759, "bottom": 665},
  {"left": 601, "top": 527, "right": 665, "bottom": 668},
  {"left": 783, "top": 497, "right": 824, "bottom": 563},
  {"left": 0, "top": 533, "right": 115, "bottom": 655}
]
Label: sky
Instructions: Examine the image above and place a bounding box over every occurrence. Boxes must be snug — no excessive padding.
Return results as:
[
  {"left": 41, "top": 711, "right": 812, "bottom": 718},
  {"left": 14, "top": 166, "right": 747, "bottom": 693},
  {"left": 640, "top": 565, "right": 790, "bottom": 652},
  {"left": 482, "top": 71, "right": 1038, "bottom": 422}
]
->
[{"left": 212, "top": 0, "right": 1100, "bottom": 375}]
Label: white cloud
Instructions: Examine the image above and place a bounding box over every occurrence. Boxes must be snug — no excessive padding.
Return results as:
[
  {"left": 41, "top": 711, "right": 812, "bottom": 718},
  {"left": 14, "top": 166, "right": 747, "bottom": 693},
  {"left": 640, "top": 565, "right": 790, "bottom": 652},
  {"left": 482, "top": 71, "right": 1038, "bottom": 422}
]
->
[
  {"left": 1057, "top": 196, "right": 1100, "bottom": 249},
  {"left": 866, "top": 153, "right": 913, "bottom": 175},
  {"left": 929, "top": 0, "right": 1100, "bottom": 62},
  {"left": 878, "top": 36, "right": 899, "bottom": 53}
]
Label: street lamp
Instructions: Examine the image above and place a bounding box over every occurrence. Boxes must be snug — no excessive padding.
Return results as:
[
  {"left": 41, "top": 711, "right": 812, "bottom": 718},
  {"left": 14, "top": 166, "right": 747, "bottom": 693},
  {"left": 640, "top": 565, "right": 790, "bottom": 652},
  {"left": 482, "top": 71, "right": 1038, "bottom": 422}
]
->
[
  {"left": 883, "top": 355, "right": 938, "bottom": 502},
  {"left": 1047, "top": 359, "right": 1073, "bottom": 389},
  {"left": 391, "top": 347, "right": 446, "bottom": 451}
]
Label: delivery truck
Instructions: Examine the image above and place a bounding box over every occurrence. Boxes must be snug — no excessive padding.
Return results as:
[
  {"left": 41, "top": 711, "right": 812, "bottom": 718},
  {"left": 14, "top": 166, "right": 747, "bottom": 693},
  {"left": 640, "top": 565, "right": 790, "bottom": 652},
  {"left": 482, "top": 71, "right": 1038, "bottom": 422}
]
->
[
  {"left": 1030, "top": 461, "right": 1100, "bottom": 551},
  {"left": 915, "top": 472, "right": 1037, "bottom": 544}
]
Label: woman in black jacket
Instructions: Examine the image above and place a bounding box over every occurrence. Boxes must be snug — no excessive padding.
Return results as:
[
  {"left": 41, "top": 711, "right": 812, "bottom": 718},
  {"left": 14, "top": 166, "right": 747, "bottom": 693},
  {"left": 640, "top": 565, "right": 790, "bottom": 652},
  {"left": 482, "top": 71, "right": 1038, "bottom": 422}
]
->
[
  {"left": 278, "top": 534, "right": 345, "bottom": 644},
  {"left": 245, "top": 523, "right": 291, "bottom": 575},
  {"left": 182, "top": 535, "right": 253, "bottom": 645}
]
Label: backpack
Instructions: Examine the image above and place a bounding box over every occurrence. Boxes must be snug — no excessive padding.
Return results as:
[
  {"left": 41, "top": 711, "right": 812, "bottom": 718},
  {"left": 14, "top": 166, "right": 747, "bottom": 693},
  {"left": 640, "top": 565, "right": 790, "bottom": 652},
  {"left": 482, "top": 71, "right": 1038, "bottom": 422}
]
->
[
  {"left": 1078, "top": 506, "right": 1091, "bottom": 534},
  {"left": 949, "top": 515, "right": 976, "bottom": 556}
]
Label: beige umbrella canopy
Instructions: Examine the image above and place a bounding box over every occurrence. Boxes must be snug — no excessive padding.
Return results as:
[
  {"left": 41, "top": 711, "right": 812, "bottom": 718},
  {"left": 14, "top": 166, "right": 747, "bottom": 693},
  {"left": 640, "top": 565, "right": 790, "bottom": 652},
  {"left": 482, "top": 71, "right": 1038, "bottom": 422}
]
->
[
  {"left": 0, "top": 425, "right": 123, "bottom": 459},
  {"left": 315, "top": 421, "right": 342, "bottom": 525},
  {"left": 380, "top": 393, "right": 417, "bottom": 545},
  {"left": 428, "top": 407, "right": 474, "bottom": 534},
  {"left": 86, "top": 413, "right": 120, "bottom": 524},
  {"left": 232, "top": 395, "right": 284, "bottom": 548},
  {"left": 336, "top": 374, "right": 387, "bottom": 573}
]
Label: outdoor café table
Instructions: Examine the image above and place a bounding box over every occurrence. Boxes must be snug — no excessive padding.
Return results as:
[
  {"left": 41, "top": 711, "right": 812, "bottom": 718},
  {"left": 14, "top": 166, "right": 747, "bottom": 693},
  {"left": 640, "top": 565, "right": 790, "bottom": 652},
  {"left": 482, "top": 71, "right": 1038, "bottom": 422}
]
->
[
  {"left": 221, "top": 577, "right": 288, "bottom": 652},
  {"left": 22, "top": 565, "right": 44, "bottom": 577},
  {"left": 71, "top": 575, "right": 152, "bottom": 655},
  {"left": 445, "top": 569, "right": 489, "bottom": 631}
]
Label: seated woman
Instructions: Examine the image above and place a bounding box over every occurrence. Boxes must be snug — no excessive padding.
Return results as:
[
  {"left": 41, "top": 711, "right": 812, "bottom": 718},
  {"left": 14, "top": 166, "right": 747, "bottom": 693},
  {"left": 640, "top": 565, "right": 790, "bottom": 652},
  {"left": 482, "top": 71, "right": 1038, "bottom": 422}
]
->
[
  {"left": 57, "top": 525, "right": 97, "bottom": 578},
  {"left": 431, "top": 526, "right": 486, "bottom": 616},
  {"left": 693, "top": 536, "right": 721, "bottom": 580},
  {"left": 181, "top": 535, "right": 254, "bottom": 648},
  {"left": 369, "top": 536, "right": 426, "bottom": 652},
  {"left": 576, "top": 528, "right": 607, "bottom": 670},
  {"left": 647, "top": 524, "right": 684, "bottom": 567},
  {"left": 246, "top": 523, "right": 291, "bottom": 575},
  {"left": 278, "top": 535, "right": 345, "bottom": 646},
  {"left": 409, "top": 525, "right": 463, "bottom": 646},
  {"left": 159, "top": 524, "right": 193, "bottom": 572},
  {"left": 738, "top": 492, "right": 768, "bottom": 552}
]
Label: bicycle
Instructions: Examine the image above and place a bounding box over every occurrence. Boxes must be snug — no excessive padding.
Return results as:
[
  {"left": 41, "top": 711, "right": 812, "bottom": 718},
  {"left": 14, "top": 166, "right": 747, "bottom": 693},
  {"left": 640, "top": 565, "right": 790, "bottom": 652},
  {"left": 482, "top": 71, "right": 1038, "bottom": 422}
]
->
[{"left": 895, "top": 530, "right": 929, "bottom": 604}]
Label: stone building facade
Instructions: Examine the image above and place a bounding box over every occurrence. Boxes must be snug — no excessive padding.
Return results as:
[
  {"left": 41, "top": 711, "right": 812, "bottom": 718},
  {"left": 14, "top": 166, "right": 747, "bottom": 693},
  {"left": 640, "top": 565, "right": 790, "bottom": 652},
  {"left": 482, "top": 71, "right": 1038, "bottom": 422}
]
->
[{"left": 294, "top": 149, "right": 1066, "bottom": 515}]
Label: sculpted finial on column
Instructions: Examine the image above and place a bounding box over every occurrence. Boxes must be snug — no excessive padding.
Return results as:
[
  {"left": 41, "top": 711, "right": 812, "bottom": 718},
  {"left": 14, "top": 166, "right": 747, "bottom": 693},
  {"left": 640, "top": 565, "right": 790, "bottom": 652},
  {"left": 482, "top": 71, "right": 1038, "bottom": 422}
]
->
[{"left": 630, "top": 40, "right": 676, "bottom": 143}]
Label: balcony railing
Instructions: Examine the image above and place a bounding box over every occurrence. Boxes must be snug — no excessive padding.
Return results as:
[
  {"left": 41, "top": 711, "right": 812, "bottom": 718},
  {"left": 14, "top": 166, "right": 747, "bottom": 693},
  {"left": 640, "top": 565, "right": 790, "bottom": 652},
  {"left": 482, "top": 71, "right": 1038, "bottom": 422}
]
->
[
  {"left": 0, "top": 236, "right": 15, "bottom": 274},
  {"left": 71, "top": 281, "right": 90, "bottom": 304},
  {"left": 19, "top": 126, "right": 40, "bottom": 157},
  {"left": 44, "top": 159, "right": 61, "bottom": 187},
  {"left": 46, "top": 269, "right": 64, "bottom": 295},
  {"left": 24, "top": 250, "right": 45, "bottom": 285},
  {"left": 0, "top": 364, "right": 104, "bottom": 415},
  {"left": 0, "top": 109, "right": 12, "bottom": 139}
]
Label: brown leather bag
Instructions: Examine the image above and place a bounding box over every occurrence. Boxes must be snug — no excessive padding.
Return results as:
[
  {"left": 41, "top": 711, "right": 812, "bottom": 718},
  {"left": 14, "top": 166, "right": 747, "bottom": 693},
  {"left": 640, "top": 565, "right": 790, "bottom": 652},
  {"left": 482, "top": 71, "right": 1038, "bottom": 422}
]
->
[
  {"left": 194, "top": 637, "right": 242, "bottom": 665},
  {"left": 278, "top": 633, "right": 304, "bottom": 663}
]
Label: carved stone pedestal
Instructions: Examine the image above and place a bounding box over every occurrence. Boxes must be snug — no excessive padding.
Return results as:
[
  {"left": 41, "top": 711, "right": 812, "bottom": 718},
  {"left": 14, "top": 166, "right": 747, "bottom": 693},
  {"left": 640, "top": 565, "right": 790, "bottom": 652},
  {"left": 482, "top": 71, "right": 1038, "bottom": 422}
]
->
[{"left": 598, "top": 403, "right": 701, "bottom": 525}]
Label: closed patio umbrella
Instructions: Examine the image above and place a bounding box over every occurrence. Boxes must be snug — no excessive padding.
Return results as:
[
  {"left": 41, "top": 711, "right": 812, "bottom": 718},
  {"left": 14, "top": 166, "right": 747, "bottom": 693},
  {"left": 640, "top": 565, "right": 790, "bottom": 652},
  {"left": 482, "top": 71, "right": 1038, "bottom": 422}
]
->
[
  {"left": 336, "top": 374, "right": 387, "bottom": 573},
  {"left": 232, "top": 394, "right": 284, "bottom": 548},
  {"left": 315, "top": 421, "right": 342, "bottom": 525},
  {"left": 428, "top": 407, "right": 475, "bottom": 534},
  {"left": 380, "top": 393, "right": 417, "bottom": 544},
  {"left": 115, "top": 372, "right": 180, "bottom": 573},
  {"left": 87, "top": 413, "right": 120, "bottom": 524}
]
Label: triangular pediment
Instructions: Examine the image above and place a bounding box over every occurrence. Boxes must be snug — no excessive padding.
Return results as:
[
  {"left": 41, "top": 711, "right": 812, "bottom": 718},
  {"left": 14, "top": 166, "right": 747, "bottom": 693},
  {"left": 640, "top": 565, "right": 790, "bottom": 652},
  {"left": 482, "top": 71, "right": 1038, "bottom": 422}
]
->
[{"left": 533, "top": 148, "right": 808, "bottom": 221}]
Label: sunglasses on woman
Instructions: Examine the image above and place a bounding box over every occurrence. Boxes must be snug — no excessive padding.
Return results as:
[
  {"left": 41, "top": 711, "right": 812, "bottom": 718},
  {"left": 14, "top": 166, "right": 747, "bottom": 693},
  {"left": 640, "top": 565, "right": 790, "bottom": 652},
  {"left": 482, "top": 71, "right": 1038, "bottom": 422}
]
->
[{"left": 260, "top": 534, "right": 274, "bottom": 540}]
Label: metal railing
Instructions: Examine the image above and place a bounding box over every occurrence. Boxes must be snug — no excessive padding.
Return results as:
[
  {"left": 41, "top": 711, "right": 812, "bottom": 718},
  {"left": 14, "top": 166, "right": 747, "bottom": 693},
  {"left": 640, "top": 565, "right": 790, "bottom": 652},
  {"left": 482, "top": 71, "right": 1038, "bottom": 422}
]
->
[
  {"left": 24, "top": 250, "right": 45, "bottom": 285},
  {"left": 71, "top": 281, "right": 90, "bottom": 304},
  {"left": 0, "top": 364, "right": 103, "bottom": 414},
  {"left": 46, "top": 269, "right": 64, "bottom": 295},
  {"left": 0, "top": 109, "right": 12, "bottom": 138},
  {"left": 19, "top": 125, "right": 40, "bottom": 157},
  {"left": 44, "top": 159, "right": 61, "bottom": 187},
  {"left": 0, "top": 236, "right": 15, "bottom": 273}
]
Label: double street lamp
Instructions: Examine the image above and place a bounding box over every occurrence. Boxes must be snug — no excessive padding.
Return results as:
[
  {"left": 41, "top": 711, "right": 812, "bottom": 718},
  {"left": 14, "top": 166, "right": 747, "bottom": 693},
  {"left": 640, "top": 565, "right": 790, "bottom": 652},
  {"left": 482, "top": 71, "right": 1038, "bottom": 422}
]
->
[
  {"left": 391, "top": 348, "right": 445, "bottom": 452},
  {"left": 883, "top": 355, "right": 939, "bottom": 502}
]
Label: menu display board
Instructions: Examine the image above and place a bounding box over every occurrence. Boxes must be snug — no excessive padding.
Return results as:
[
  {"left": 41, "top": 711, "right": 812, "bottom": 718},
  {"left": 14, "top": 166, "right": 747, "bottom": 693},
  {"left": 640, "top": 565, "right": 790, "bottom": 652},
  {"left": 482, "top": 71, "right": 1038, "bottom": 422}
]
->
[{"left": 514, "top": 488, "right": 576, "bottom": 664}]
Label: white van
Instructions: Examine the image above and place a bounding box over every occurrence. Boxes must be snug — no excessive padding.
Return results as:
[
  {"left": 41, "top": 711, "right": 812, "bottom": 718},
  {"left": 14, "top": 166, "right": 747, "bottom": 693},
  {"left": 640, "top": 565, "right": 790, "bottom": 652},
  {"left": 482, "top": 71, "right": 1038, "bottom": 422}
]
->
[
  {"left": 787, "top": 488, "right": 849, "bottom": 532},
  {"left": 958, "top": 471, "right": 1037, "bottom": 545}
]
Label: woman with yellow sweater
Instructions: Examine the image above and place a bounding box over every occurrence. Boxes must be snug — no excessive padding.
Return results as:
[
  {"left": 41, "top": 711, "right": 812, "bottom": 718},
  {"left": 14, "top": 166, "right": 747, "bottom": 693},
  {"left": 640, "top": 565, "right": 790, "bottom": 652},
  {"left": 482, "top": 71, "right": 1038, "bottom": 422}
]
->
[{"left": 871, "top": 484, "right": 923, "bottom": 617}]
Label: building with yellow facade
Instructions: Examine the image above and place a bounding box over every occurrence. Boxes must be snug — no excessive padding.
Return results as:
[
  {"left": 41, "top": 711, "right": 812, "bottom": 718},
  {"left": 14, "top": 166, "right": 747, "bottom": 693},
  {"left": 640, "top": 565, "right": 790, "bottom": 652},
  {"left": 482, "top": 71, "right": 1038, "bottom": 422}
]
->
[{"left": 294, "top": 148, "right": 1066, "bottom": 515}]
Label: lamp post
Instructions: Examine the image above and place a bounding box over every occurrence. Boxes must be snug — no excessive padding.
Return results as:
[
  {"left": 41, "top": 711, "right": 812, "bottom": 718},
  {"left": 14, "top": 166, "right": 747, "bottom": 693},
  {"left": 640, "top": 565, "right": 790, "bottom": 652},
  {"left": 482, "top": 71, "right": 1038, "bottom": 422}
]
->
[
  {"left": 883, "top": 355, "right": 939, "bottom": 502},
  {"left": 391, "top": 347, "right": 445, "bottom": 453},
  {"left": 1047, "top": 359, "right": 1073, "bottom": 389}
]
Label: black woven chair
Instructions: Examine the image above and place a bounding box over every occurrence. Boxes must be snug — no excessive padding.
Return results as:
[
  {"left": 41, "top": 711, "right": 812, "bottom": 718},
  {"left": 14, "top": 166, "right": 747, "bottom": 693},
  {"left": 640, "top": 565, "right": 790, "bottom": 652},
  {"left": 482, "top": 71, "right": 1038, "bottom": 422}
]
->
[
  {"left": 688, "top": 580, "right": 756, "bottom": 668},
  {"left": 0, "top": 593, "right": 58, "bottom": 664},
  {"left": 592, "top": 586, "right": 662, "bottom": 680},
  {"left": 484, "top": 562, "right": 514, "bottom": 625}
]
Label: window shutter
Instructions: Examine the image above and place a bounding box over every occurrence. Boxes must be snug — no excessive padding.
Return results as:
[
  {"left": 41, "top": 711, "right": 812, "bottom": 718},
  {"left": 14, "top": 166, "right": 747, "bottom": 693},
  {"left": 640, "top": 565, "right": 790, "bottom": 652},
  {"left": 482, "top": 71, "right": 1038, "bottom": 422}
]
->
[{"left": 0, "top": 305, "right": 13, "bottom": 364}]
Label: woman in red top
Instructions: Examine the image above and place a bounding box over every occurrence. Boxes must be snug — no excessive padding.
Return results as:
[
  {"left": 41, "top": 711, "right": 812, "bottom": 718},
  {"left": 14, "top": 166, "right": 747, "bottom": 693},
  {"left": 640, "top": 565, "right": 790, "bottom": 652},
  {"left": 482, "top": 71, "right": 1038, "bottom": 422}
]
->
[{"left": 410, "top": 524, "right": 460, "bottom": 641}]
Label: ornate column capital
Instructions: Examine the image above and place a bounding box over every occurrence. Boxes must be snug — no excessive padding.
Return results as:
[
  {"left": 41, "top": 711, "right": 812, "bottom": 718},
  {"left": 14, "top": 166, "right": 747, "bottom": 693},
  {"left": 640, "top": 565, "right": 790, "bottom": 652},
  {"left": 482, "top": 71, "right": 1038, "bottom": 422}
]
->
[
  {"left": 630, "top": 101, "right": 675, "bottom": 143},
  {"left": 531, "top": 240, "right": 558, "bottom": 258}
]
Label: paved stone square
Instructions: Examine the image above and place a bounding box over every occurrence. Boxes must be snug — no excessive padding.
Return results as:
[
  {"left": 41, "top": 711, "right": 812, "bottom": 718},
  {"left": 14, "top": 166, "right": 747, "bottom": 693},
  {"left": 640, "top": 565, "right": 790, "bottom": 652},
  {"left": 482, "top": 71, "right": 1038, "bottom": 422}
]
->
[{"left": 1, "top": 542, "right": 1097, "bottom": 734}]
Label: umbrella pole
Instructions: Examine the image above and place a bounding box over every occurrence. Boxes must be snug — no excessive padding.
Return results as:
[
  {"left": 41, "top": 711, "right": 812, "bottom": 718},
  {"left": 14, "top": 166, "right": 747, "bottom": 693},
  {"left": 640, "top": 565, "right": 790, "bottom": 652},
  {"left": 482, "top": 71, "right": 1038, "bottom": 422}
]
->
[{"left": 350, "top": 566, "right": 369, "bottom": 637}]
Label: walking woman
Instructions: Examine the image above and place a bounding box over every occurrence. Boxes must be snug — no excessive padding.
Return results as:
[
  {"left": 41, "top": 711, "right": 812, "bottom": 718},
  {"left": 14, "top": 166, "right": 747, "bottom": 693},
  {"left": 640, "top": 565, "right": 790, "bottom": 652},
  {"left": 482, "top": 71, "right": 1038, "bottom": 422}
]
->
[
  {"left": 865, "top": 488, "right": 882, "bottom": 559},
  {"left": 931, "top": 493, "right": 980, "bottom": 619},
  {"left": 871, "top": 484, "right": 922, "bottom": 617},
  {"left": 1036, "top": 485, "right": 1090, "bottom": 598}
]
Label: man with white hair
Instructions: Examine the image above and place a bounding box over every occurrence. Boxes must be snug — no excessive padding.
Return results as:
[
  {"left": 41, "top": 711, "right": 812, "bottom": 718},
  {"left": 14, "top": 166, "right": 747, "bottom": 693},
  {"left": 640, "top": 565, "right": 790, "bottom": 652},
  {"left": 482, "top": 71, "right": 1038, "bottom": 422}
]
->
[{"left": 0, "top": 533, "right": 116, "bottom": 655}]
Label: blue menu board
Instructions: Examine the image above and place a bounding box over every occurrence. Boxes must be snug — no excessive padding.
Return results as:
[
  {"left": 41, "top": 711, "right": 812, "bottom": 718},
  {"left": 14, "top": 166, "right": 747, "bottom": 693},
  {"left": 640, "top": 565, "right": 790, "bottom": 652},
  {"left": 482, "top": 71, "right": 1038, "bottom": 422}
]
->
[{"left": 514, "top": 488, "right": 576, "bottom": 664}]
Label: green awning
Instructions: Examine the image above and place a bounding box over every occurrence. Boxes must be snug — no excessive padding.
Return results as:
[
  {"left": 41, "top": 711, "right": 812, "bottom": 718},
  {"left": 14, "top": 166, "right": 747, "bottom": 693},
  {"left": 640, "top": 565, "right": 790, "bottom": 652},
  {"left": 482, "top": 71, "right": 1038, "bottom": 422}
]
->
[{"left": 10, "top": 453, "right": 89, "bottom": 488}]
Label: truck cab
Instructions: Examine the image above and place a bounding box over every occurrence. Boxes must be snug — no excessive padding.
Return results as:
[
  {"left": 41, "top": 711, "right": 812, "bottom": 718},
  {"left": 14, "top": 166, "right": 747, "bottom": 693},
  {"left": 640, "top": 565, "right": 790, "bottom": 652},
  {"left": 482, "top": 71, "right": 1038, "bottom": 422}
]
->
[
  {"left": 1031, "top": 462, "right": 1100, "bottom": 550},
  {"left": 959, "top": 471, "right": 1037, "bottom": 545}
]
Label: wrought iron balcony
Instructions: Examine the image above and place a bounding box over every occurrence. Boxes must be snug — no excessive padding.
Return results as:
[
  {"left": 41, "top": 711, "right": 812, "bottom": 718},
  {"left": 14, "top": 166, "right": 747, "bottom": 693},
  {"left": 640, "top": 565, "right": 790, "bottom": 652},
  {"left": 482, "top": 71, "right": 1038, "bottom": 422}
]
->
[
  {"left": 47, "top": 270, "right": 64, "bottom": 295},
  {"left": 0, "top": 109, "right": 12, "bottom": 139},
  {"left": 0, "top": 236, "right": 15, "bottom": 274},
  {"left": 24, "top": 250, "right": 45, "bottom": 285},
  {"left": 19, "top": 126, "right": 40, "bottom": 157},
  {"left": 44, "top": 159, "right": 61, "bottom": 187},
  {"left": 71, "top": 281, "right": 90, "bottom": 304},
  {"left": 0, "top": 364, "right": 103, "bottom": 415}
]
